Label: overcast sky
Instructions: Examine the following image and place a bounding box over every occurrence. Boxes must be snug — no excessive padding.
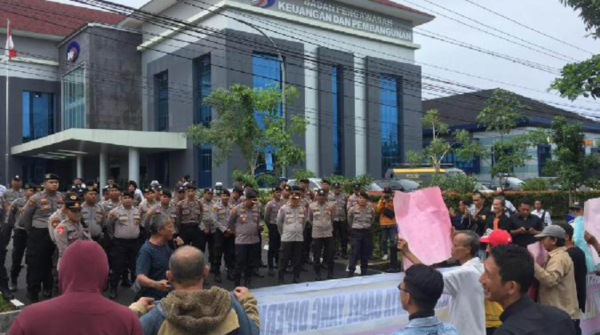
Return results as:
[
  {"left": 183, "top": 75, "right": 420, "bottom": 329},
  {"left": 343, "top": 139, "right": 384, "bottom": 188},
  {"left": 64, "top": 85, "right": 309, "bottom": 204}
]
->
[{"left": 51, "top": 0, "right": 600, "bottom": 118}]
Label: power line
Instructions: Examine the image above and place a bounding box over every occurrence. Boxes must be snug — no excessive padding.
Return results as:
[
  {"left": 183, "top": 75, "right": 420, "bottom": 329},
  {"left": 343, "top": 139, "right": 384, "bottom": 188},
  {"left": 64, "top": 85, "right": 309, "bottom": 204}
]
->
[{"left": 458, "top": 0, "right": 595, "bottom": 56}]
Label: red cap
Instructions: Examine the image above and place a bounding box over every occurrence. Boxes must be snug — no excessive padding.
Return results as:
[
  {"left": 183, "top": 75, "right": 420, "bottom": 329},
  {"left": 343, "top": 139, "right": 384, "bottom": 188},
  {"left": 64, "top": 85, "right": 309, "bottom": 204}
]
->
[{"left": 480, "top": 230, "right": 512, "bottom": 246}]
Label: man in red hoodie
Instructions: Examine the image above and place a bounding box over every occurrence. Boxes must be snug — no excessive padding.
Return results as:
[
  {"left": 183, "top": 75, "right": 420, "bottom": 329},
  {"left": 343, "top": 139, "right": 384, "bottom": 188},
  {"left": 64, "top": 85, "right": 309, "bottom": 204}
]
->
[{"left": 8, "top": 240, "right": 142, "bottom": 335}]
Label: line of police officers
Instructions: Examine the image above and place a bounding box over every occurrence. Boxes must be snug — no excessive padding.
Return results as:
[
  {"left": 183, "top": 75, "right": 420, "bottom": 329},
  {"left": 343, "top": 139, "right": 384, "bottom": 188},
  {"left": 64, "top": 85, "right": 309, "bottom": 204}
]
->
[{"left": 0, "top": 174, "right": 378, "bottom": 303}]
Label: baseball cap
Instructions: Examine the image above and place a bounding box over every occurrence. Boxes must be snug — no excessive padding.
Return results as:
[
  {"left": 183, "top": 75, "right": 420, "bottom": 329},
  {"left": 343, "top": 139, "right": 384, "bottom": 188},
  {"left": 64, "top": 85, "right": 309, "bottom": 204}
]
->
[
  {"left": 535, "top": 225, "right": 566, "bottom": 240},
  {"left": 480, "top": 230, "right": 512, "bottom": 246}
]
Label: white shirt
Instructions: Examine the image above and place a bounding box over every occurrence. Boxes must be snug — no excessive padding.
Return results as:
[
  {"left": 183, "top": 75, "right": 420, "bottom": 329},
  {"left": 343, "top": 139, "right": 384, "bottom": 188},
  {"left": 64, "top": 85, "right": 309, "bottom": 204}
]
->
[
  {"left": 532, "top": 209, "right": 552, "bottom": 226},
  {"left": 0, "top": 184, "right": 6, "bottom": 197},
  {"left": 443, "top": 257, "right": 486, "bottom": 335}
]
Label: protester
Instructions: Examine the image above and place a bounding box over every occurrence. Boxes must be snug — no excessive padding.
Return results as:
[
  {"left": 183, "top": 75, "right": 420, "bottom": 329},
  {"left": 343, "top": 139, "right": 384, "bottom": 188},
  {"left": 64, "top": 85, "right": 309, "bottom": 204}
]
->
[
  {"left": 8, "top": 241, "right": 142, "bottom": 335},
  {"left": 377, "top": 187, "right": 400, "bottom": 272},
  {"left": 533, "top": 225, "right": 580, "bottom": 332},
  {"left": 532, "top": 200, "right": 552, "bottom": 226},
  {"left": 556, "top": 223, "right": 587, "bottom": 320},
  {"left": 398, "top": 230, "right": 485, "bottom": 335},
  {"left": 135, "top": 212, "right": 181, "bottom": 300},
  {"left": 128, "top": 181, "right": 144, "bottom": 206},
  {"left": 391, "top": 264, "right": 458, "bottom": 335},
  {"left": 479, "top": 244, "right": 576, "bottom": 334},
  {"left": 130, "top": 246, "right": 260, "bottom": 335},
  {"left": 471, "top": 192, "right": 490, "bottom": 237},
  {"left": 508, "top": 199, "right": 543, "bottom": 248},
  {"left": 569, "top": 202, "right": 597, "bottom": 273},
  {"left": 486, "top": 198, "right": 511, "bottom": 233},
  {"left": 450, "top": 199, "right": 472, "bottom": 230}
]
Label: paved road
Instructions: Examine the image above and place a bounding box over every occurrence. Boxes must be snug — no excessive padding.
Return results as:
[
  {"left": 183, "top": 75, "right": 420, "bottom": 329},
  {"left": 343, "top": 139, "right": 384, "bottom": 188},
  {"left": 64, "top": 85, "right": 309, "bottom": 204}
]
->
[{"left": 5, "top": 242, "right": 386, "bottom": 307}]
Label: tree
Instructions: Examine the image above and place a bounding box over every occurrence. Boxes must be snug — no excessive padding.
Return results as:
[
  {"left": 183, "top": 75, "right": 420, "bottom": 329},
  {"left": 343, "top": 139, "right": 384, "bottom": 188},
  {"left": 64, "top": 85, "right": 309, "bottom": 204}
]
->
[
  {"left": 540, "top": 116, "right": 600, "bottom": 202},
  {"left": 408, "top": 109, "right": 483, "bottom": 173},
  {"left": 186, "top": 84, "right": 307, "bottom": 177},
  {"left": 477, "top": 89, "right": 535, "bottom": 188},
  {"left": 551, "top": 1, "right": 600, "bottom": 99}
]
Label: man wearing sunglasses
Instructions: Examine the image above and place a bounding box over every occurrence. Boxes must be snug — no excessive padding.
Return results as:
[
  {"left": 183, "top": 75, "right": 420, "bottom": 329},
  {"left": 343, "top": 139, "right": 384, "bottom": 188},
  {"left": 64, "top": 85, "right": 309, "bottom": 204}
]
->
[{"left": 392, "top": 264, "right": 458, "bottom": 334}]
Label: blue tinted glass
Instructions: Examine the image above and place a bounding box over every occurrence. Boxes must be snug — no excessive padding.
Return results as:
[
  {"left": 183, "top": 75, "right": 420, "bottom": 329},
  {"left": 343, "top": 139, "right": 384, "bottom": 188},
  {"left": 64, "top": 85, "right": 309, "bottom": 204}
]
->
[
  {"left": 196, "top": 55, "right": 212, "bottom": 188},
  {"left": 62, "top": 66, "right": 85, "bottom": 130},
  {"left": 380, "top": 76, "right": 400, "bottom": 177},
  {"left": 155, "top": 71, "right": 169, "bottom": 131},
  {"left": 253, "top": 53, "right": 281, "bottom": 173},
  {"left": 22, "top": 91, "right": 55, "bottom": 143}
]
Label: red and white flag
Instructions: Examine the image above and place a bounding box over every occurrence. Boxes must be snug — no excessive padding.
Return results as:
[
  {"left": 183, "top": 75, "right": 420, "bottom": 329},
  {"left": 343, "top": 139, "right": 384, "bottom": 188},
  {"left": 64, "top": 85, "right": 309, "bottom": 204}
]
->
[{"left": 5, "top": 19, "right": 16, "bottom": 60}]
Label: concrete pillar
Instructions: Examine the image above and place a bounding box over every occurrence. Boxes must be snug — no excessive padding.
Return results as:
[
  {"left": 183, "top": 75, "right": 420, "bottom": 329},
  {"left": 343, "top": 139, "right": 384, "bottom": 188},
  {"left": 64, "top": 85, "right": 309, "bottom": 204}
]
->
[
  {"left": 305, "top": 44, "right": 319, "bottom": 175},
  {"left": 99, "top": 150, "right": 108, "bottom": 188},
  {"left": 128, "top": 147, "right": 140, "bottom": 185},
  {"left": 355, "top": 56, "right": 367, "bottom": 175},
  {"left": 76, "top": 155, "right": 84, "bottom": 179}
]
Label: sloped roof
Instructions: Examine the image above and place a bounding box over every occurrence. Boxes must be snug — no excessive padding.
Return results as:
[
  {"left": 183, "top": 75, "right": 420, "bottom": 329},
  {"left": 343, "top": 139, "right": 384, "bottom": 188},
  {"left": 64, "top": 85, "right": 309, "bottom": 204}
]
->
[
  {"left": 0, "top": 0, "right": 124, "bottom": 37},
  {"left": 423, "top": 89, "right": 594, "bottom": 129}
]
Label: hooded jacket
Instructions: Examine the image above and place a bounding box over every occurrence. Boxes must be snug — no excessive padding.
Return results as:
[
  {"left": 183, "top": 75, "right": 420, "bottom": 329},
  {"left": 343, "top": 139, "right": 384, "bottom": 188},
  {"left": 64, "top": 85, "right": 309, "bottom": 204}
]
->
[
  {"left": 131, "top": 287, "right": 260, "bottom": 335},
  {"left": 9, "top": 241, "right": 142, "bottom": 335}
]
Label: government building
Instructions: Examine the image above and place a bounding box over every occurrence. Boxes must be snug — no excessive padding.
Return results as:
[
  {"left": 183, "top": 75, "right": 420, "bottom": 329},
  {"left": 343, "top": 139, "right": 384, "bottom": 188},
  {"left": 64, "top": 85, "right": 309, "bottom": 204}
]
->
[{"left": 0, "top": 0, "right": 433, "bottom": 188}]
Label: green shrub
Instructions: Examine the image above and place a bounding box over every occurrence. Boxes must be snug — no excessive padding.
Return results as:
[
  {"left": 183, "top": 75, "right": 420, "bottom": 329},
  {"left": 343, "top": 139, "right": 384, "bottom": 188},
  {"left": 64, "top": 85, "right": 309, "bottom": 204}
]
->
[{"left": 521, "top": 178, "right": 552, "bottom": 191}]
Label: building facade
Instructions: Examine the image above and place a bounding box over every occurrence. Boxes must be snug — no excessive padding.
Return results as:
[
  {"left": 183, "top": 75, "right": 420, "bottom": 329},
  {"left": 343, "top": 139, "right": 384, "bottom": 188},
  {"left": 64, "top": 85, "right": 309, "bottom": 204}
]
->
[
  {"left": 1, "top": 0, "right": 433, "bottom": 188},
  {"left": 423, "top": 89, "right": 600, "bottom": 184}
]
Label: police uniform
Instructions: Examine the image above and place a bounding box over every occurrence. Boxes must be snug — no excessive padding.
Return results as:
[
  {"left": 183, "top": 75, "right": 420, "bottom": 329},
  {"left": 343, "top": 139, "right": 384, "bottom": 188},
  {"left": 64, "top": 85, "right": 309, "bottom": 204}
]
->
[
  {"left": 301, "top": 193, "right": 313, "bottom": 264},
  {"left": 348, "top": 202, "right": 374, "bottom": 276},
  {"left": 329, "top": 189, "right": 349, "bottom": 258},
  {"left": 48, "top": 209, "right": 67, "bottom": 244},
  {"left": 82, "top": 198, "right": 106, "bottom": 241},
  {"left": 18, "top": 173, "right": 63, "bottom": 302},
  {"left": 213, "top": 198, "right": 236, "bottom": 281},
  {"left": 309, "top": 196, "right": 335, "bottom": 280},
  {"left": 5, "top": 195, "right": 30, "bottom": 287},
  {"left": 176, "top": 198, "right": 204, "bottom": 249},
  {"left": 228, "top": 194, "right": 262, "bottom": 287},
  {"left": 347, "top": 192, "right": 361, "bottom": 211},
  {"left": 107, "top": 202, "right": 141, "bottom": 296},
  {"left": 139, "top": 198, "right": 158, "bottom": 229},
  {"left": 200, "top": 195, "right": 217, "bottom": 273},
  {"left": 264, "top": 191, "right": 284, "bottom": 272},
  {"left": 2, "top": 188, "right": 24, "bottom": 207},
  {"left": 276, "top": 199, "right": 306, "bottom": 284},
  {"left": 55, "top": 200, "right": 91, "bottom": 269}
]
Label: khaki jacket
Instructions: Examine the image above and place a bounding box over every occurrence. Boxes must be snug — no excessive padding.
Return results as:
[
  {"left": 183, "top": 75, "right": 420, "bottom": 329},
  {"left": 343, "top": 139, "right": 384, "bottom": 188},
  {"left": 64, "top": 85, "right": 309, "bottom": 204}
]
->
[{"left": 534, "top": 246, "right": 579, "bottom": 319}]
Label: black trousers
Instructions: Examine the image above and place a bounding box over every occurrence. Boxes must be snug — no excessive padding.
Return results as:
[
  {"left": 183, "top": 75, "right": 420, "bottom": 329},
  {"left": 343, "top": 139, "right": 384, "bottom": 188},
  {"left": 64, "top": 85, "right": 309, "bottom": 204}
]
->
[
  {"left": 110, "top": 238, "right": 138, "bottom": 288},
  {"left": 313, "top": 237, "right": 334, "bottom": 276},
  {"left": 213, "top": 231, "right": 235, "bottom": 274},
  {"left": 348, "top": 229, "right": 371, "bottom": 274},
  {"left": 179, "top": 224, "right": 204, "bottom": 250},
  {"left": 302, "top": 224, "right": 312, "bottom": 261},
  {"left": 333, "top": 220, "right": 348, "bottom": 257},
  {"left": 234, "top": 243, "right": 260, "bottom": 281},
  {"left": 26, "top": 228, "right": 55, "bottom": 294},
  {"left": 206, "top": 233, "right": 216, "bottom": 269},
  {"left": 574, "top": 319, "right": 582, "bottom": 335},
  {"left": 267, "top": 224, "right": 281, "bottom": 268},
  {"left": 279, "top": 241, "right": 303, "bottom": 279},
  {"left": 11, "top": 229, "right": 28, "bottom": 281}
]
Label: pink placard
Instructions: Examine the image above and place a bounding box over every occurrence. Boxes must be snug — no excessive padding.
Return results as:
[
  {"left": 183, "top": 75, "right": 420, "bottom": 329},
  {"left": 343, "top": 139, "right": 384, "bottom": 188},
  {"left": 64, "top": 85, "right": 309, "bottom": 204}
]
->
[
  {"left": 394, "top": 187, "right": 452, "bottom": 268},
  {"left": 527, "top": 241, "right": 549, "bottom": 266}
]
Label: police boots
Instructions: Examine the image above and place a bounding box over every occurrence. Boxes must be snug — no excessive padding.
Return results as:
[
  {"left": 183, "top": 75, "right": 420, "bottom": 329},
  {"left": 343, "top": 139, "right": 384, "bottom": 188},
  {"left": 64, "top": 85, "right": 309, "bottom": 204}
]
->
[
  {"left": 214, "top": 272, "right": 222, "bottom": 284},
  {"left": 109, "top": 286, "right": 118, "bottom": 300}
]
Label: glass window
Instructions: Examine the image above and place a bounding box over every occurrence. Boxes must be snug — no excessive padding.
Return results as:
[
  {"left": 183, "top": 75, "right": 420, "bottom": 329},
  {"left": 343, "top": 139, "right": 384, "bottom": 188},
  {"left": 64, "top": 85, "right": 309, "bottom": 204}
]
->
[
  {"left": 538, "top": 144, "right": 552, "bottom": 176},
  {"left": 196, "top": 55, "right": 212, "bottom": 188},
  {"left": 253, "top": 53, "right": 281, "bottom": 173},
  {"left": 332, "top": 66, "right": 344, "bottom": 175},
  {"left": 22, "top": 91, "right": 55, "bottom": 143},
  {"left": 155, "top": 71, "right": 169, "bottom": 131},
  {"left": 380, "top": 75, "right": 402, "bottom": 177},
  {"left": 62, "top": 66, "right": 85, "bottom": 130}
]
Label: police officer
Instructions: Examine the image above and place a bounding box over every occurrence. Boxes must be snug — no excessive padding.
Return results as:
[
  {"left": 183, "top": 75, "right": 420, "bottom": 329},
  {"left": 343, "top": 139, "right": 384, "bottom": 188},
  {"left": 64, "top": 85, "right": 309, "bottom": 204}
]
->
[
  {"left": 229, "top": 187, "right": 244, "bottom": 207},
  {"left": 213, "top": 189, "right": 236, "bottom": 282},
  {"left": 1, "top": 175, "right": 24, "bottom": 206},
  {"left": 19, "top": 173, "right": 63, "bottom": 303},
  {"left": 5, "top": 184, "right": 39, "bottom": 292},
  {"left": 276, "top": 188, "right": 306, "bottom": 285},
  {"left": 175, "top": 184, "right": 203, "bottom": 249},
  {"left": 139, "top": 186, "right": 158, "bottom": 229},
  {"left": 346, "top": 184, "right": 361, "bottom": 211},
  {"left": 171, "top": 185, "right": 186, "bottom": 207},
  {"left": 228, "top": 190, "right": 262, "bottom": 287},
  {"left": 282, "top": 185, "right": 292, "bottom": 203},
  {"left": 153, "top": 190, "right": 178, "bottom": 232},
  {"left": 106, "top": 191, "right": 141, "bottom": 299},
  {"left": 101, "top": 185, "right": 121, "bottom": 214},
  {"left": 264, "top": 187, "right": 283, "bottom": 276},
  {"left": 329, "top": 182, "right": 348, "bottom": 259},
  {"left": 55, "top": 194, "right": 91, "bottom": 268},
  {"left": 81, "top": 186, "right": 105, "bottom": 243},
  {"left": 309, "top": 189, "right": 335, "bottom": 281},
  {"left": 200, "top": 188, "right": 218, "bottom": 278},
  {"left": 298, "top": 181, "right": 313, "bottom": 265},
  {"left": 348, "top": 191, "right": 374, "bottom": 277}
]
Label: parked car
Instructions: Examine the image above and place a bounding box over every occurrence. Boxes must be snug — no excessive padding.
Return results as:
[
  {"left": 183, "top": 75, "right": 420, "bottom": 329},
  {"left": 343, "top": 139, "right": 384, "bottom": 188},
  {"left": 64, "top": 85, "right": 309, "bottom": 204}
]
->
[
  {"left": 373, "top": 179, "right": 420, "bottom": 192},
  {"left": 491, "top": 176, "right": 524, "bottom": 191}
]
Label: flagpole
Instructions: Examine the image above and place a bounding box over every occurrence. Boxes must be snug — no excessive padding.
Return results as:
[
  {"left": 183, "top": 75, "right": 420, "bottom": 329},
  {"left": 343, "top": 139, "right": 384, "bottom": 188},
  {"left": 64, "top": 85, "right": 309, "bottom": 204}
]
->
[{"left": 4, "top": 19, "right": 9, "bottom": 186}]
